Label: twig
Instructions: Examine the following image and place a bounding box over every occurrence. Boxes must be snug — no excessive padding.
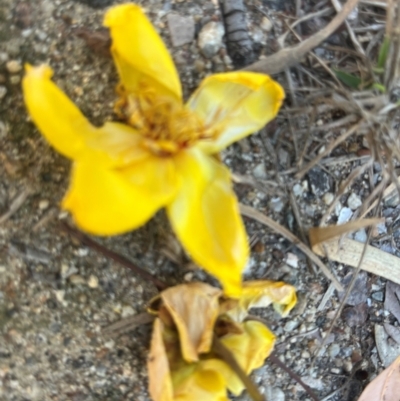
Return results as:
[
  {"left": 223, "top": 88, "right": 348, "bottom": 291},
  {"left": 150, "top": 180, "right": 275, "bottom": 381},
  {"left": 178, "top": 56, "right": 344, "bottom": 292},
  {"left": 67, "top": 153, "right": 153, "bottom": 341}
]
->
[
  {"left": 240, "top": 204, "right": 344, "bottom": 291},
  {"left": 295, "top": 120, "right": 363, "bottom": 179},
  {"left": 269, "top": 352, "right": 320, "bottom": 401},
  {"left": 59, "top": 221, "right": 168, "bottom": 291},
  {"left": 102, "top": 312, "right": 155, "bottom": 338},
  {"left": 212, "top": 336, "right": 265, "bottom": 401},
  {"left": 0, "top": 187, "right": 33, "bottom": 224},
  {"left": 243, "top": 0, "right": 361, "bottom": 74}
]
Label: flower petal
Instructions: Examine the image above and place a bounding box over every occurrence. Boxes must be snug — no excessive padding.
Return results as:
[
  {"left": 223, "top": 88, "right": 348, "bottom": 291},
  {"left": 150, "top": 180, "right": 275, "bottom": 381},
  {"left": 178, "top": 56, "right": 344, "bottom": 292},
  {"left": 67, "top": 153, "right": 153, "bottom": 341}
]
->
[
  {"left": 172, "top": 364, "right": 229, "bottom": 401},
  {"left": 167, "top": 149, "right": 248, "bottom": 297},
  {"left": 22, "top": 64, "right": 95, "bottom": 159},
  {"left": 216, "top": 321, "right": 275, "bottom": 395},
  {"left": 240, "top": 281, "right": 297, "bottom": 317},
  {"left": 62, "top": 154, "right": 179, "bottom": 235},
  {"left": 187, "top": 72, "right": 284, "bottom": 153},
  {"left": 160, "top": 283, "right": 222, "bottom": 362},
  {"left": 148, "top": 319, "right": 174, "bottom": 401},
  {"left": 104, "top": 4, "right": 182, "bottom": 100}
]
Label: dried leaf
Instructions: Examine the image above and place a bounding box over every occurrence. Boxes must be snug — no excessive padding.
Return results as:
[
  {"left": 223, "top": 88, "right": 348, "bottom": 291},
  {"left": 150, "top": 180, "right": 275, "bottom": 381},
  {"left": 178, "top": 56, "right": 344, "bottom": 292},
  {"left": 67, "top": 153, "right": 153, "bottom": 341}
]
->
[
  {"left": 158, "top": 283, "right": 222, "bottom": 362},
  {"left": 375, "top": 325, "right": 400, "bottom": 368},
  {"left": 357, "top": 355, "right": 400, "bottom": 401},
  {"left": 309, "top": 220, "right": 400, "bottom": 286},
  {"left": 385, "top": 281, "right": 400, "bottom": 322},
  {"left": 148, "top": 319, "right": 173, "bottom": 401}
]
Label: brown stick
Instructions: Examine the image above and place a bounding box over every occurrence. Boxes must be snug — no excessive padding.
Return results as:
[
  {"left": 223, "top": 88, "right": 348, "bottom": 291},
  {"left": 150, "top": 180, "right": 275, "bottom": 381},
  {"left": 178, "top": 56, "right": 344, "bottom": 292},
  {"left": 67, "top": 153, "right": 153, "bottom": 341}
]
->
[
  {"left": 269, "top": 352, "right": 320, "bottom": 401},
  {"left": 59, "top": 222, "right": 168, "bottom": 291},
  {"left": 243, "top": 0, "right": 360, "bottom": 75}
]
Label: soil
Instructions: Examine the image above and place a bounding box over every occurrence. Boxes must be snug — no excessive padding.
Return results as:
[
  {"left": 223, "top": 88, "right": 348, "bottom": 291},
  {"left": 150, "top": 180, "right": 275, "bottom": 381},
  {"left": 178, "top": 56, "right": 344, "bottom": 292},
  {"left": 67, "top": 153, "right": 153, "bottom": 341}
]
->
[{"left": 0, "top": 1, "right": 397, "bottom": 401}]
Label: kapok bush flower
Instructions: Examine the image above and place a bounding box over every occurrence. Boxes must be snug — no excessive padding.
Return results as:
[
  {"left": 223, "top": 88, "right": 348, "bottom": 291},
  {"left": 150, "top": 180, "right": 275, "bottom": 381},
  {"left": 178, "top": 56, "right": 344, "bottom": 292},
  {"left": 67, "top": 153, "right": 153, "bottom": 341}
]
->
[
  {"left": 22, "top": 4, "right": 285, "bottom": 296},
  {"left": 147, "top": 281, "right": 296, "bottom": 401}
]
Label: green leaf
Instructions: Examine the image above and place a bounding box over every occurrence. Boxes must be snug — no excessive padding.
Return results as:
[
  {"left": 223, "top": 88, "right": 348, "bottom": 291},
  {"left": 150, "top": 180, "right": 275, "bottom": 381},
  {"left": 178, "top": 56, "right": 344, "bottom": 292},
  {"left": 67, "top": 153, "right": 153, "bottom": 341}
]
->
[
  {"left": 333, "top": 69, "right": 362, "bottom": 89},
  {"left": 377, "top": 36, "right": 390, "bottom": 70}
]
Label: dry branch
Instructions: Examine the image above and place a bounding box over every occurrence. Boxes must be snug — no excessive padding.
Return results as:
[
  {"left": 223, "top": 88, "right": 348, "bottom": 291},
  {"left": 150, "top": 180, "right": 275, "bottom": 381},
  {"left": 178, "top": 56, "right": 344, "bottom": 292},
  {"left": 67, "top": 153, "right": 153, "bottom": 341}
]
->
[{"left": 243, "top": 0, "right": 360, "bottom": 75}]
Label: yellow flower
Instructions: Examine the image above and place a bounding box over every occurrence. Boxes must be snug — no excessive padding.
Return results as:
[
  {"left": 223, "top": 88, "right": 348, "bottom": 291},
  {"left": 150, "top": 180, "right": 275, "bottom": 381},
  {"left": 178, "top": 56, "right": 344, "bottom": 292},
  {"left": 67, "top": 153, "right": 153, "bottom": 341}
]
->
[
  {"left": 22, "top": 4, "right": 284, "bottom": 296},
  {"left": 147, "top": 281, "right": 296, "bottom": 401}
]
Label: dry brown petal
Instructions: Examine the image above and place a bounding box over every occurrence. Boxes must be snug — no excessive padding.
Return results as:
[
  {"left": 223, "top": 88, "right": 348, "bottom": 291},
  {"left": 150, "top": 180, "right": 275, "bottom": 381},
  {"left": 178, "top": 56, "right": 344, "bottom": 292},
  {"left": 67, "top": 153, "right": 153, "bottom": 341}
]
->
[
  {"left": 161, "top": 282, "right": 222, "bottom": 362},
  {"left": 148, "top": 318, "right": 173, "bottom": 401}
]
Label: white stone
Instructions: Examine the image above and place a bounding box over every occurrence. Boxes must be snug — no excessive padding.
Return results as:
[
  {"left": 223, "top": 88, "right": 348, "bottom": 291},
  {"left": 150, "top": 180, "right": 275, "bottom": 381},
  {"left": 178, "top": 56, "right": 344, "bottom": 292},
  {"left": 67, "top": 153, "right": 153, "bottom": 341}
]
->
[
  {"left": 322, "top": 192, "right": 334, "bottom": 205},
  {"left": 270, "top": 197, "right": 284, "bottom": 213},
  {"left": 253, "top": 162, "right": 267, "bottom": 179},
  {"left": 88, "top": 275, "right": 99, "bottom": 289},
  {"left": 261, "top": 16, "right": 273, "bottom": 32},
  {"left": 292, "top": 183, "right": 303, "bottom": 197},
  {"left": 0, "top": 86, "right": 7, "bottom": 100},
  {"left": 38, "top": 199, "right": 49, "bottom": 210},
  {"left": 167, "top": 14, "right": 195, "bottom": 47},
  {"left": 198, "top": 22, "right": 225, "bottom": 58},
  {"left": 6, "top": 60, "right": 22, "bottom": 73},
  {"left": 121, "top": 305, "right": 135, "bottom": 318},
  {"left": 347, "top": 192, "right": 362, "bottom": 210},
  {"left": 337, "top": 207, "right": 352, "bottom": 224}
]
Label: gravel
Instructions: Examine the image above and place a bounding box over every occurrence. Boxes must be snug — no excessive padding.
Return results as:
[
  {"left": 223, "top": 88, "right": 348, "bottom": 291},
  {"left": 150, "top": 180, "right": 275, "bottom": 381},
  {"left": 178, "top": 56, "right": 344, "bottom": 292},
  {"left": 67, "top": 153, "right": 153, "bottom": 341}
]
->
[{"left": 0, "top": 0, "right": 397, "bottom": 400}]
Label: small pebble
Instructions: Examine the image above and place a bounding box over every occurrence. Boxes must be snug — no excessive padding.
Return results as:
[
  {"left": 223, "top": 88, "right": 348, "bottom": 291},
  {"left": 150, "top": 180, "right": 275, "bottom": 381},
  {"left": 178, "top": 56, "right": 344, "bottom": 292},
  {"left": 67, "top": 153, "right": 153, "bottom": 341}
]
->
[
  {"left": 167, "top": 13, "right": 195, "bottom": 47},
  {"left": 347, "top": 193, "right": 362, "bottom": 210},
  {"left": 38, "top": 199, "right": 49, "bottom": 210},
  {"left": 270, "top": 197, "right": 284, "bottom": 213},
  {"left": 328, "top": 343, "right": 340, "bottom": 358},
  {"left": 284, "top": 320, "right": 300, "bottom": 332},
  {"left": 292, "top": 183, "right": 303, "bottom": 197},
  {"left": 371, "top": 291, "right": 384, "bottom": 302},
  {"left": 0, "top": 86, "right": 7, "bottom": 100},
  {"left": 253, "top": 163, "right": 267, "bottom": 179},
  {"left": 184, "top": 272, "right": 193, "bottom": 282},
  {"left": 69, "top": 274, "right": 86, "bottom": 285},
  {"left": 198, "top": 21, "right": 225, "bottom": 58},
  {"left": 261, "top": 16, "right": 273, "bottom": 32},
  {"left": 337, "top": 207, "right": 353, "bottom": 224},
  {"left": 121, "top": 305, "right": 135, "bottom": 318},
  {"left": 6, "top": 60, "right": 22, "bottom": 73},
  {"left": 322, "top": 192, "right": 334, "bottom": 205},
  {"left": 87, "top": 275, "right": 99, "bottom": 289},
  {"left": 308, "top": 167, "right": 331, "bottom": 197},
  {"left": 285, "top": 253, "right": 299, "bottom": 268}
]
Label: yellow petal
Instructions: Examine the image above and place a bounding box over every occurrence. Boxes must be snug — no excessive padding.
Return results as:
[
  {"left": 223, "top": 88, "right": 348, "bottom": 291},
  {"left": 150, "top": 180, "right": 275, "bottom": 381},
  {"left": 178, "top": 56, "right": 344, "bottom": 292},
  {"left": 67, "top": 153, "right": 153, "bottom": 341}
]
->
[
  {"left": 160, "top": 283, "right": 222, "bottom": 362},
  {"left": 218, "top": 320, "right": 275, "bottom": 395},
  {"left": 241, "top": 281, "right": 297, "bottom": 317},
  {"left": 104, "top": 4, "right": 182, "bottom": 100},
  {"left": 89, "top": 121, "right": 150, "bottom": 167},
  {"left": 188, "top": 72, "right": 284, "bottom": 154},
  {"left": 172, "top": 364, "right": 229, "bottom": 401},
  {"left": 62, "top": 154, "right": 179, "bottom": 235},
  {"left": 225, "top": 280, "right": 297, "bottom": 322},
  {"left": 167, "top": 149, "right": 248, "bottom": 297},
  {"left": 22, "top": 64, "right": 95, "bottom": 159},
  {"left": 148, "top": 318, "right": 174, "bottom": 401}
]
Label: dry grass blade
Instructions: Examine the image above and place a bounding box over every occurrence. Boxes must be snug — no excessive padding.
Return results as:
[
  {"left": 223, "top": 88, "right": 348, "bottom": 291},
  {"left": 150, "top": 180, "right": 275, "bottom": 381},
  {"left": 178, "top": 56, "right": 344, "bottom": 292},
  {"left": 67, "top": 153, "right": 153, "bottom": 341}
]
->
[
  {"left": 357, "top": 355, "right": 400, "bottom": 401},
  {"left": 309, "top": 219, "right": 400, "bottom": 287},
  {"left": 243, "top": 0, "right": 360, "bottom": 75},
  {"left": 0, "top": 187, "right": 32, "bottom": 225},
  {"left": 240, "top": 204, "right": 343, "bottom": 291},
  {"left": 295, "top": 121, "right": 363, "bottom": 179},
  {"left": 102, "top": 312, "right": 155, "bottom": 339},
  {"left": 384, "top": 0, "right": 400, "bottom": 91}
]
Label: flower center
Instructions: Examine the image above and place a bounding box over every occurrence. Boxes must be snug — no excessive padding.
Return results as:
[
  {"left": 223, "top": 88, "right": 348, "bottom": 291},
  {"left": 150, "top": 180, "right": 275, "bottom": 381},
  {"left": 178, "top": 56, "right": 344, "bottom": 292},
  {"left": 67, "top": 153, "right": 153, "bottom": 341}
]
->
[{"left": 115, "top": 85, "right": 213, "bottom": 156}]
